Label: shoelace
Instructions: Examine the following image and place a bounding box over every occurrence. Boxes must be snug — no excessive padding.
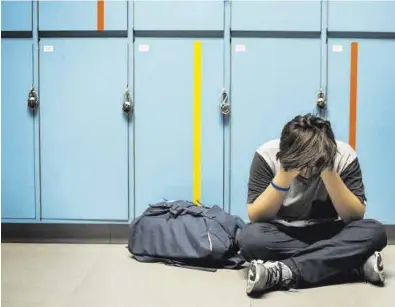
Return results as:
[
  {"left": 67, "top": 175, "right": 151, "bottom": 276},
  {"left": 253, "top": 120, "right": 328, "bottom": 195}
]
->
[
  {"left": 265, "top": 262, "right": 298, "bottom": 290},
  {"left": 264, "top": 263, "right": 283, "bottom": 288}
]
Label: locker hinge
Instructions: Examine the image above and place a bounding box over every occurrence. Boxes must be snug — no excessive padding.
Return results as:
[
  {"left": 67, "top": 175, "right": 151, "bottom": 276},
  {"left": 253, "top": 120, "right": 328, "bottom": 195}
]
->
[
  {"left": 220, "top": 88, "right": 230, "bottom": 116},
  {"left": 122, "top": 88, "right": 134, "bottom": 117},
  {"left": 27, "top": 87, "right": 39, "bottom": 110}
]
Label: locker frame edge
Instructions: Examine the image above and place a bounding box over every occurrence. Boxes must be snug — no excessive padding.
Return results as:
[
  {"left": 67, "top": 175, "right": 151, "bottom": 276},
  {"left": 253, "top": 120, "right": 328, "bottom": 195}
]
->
[
  {"left": 33, "top": 0, "right": 41, "bottom": 222},
  {"left": 223, "top": 0, "right": 231, "bottom": 214}
]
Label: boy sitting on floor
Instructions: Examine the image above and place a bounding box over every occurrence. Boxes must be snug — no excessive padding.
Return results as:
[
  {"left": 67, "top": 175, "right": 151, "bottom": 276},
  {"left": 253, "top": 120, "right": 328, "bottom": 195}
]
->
[{"left": 238, "top": 114, "right": 387, "bottom": 296}]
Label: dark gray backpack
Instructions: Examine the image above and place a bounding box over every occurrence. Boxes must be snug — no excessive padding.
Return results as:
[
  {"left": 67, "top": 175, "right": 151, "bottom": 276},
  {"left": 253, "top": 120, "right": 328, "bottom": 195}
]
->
[{"left": 128, "top": 200, "right": 246, "bottom": 271}]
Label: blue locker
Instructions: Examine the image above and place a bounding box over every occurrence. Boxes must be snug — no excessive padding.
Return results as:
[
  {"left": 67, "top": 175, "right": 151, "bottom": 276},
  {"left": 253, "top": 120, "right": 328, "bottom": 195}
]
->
[
  {"left": 231, "top": 0, "right": 321, "bottom": 31},
  {"left": 328, "top": 39, "right": 395, "bottom": 224},
  {"left": 39, "top": 39, "right": 129, "bottom": 221},
  {"left": 328, "top": 0, "right": 395, "bottom": 32},
  {"left": 134, "top": 0, "right": 224, "bottom": 30},
  {"left": 134, "top": 38, "right": 224, "bottom": 217},
  {"left": 38, "top": 0, "right": 127, "bottom": 31},
  {"left": 230, "top": 38, "right": 321, "bottom": 221},
  {"left": 1, "top": 0, "right": 32, "bottom": 31},
  {"left": 1, "top": 40, "right": 36, "bottom": 219}
]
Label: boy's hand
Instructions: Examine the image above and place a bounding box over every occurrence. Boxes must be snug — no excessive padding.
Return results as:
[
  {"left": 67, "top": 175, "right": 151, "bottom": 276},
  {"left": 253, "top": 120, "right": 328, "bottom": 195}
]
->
[
  {"left": 320, "top": 168, "right": 335, "bottom": 178},
  {"left": 278, "top": 165, "right": 300, "bottom": 184}
]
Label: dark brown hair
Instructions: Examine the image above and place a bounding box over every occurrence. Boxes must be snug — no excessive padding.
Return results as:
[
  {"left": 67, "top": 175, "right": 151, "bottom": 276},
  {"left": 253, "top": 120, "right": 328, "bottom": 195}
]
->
[{"left": 276, "top": 114, "right": 338, "bottom": 176}]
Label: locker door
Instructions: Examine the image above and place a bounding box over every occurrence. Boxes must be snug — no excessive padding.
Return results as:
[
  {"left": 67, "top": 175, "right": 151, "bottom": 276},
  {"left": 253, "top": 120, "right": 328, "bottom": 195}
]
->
[
  {"left": 328, "top": 0, "right": 395, "bottom": 32},
  {"left": 38, "top": 0, "right": 127, "bottom": 31},
  {"left": 231, "top": 0, "right": 321, "bottom": 31},
  {"left": 1, "top": 40, "right": 36, "bottom": 219},
  {"left": 230, "top": 38, "right": 321, "bottom": 221},
  {"left": 228, "top": 0, "right": 325, "bottom": 221},
  {"left": 1, "top": 0, "right": 32, "bottom": 31},
  {"left": 134, "top": 38, "right": 224, "bottom": 216},
  {"left": 39, "top": 39, "right": 129, "bottom": 221},
  {"left": 134, "top": 0, "right": 224, "bottom": 31},
  {"left": 328, "top": 39, "right": 395, "bottom": 224}
]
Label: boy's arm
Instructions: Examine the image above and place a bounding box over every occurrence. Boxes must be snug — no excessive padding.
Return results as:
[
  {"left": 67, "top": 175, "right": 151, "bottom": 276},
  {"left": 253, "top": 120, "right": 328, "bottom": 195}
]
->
[
  {"left": 321, "top": 158, "right": 366, "bottom": 222},
  {"left": 247, "top": 153, "right": 298, "bottom": 222}
]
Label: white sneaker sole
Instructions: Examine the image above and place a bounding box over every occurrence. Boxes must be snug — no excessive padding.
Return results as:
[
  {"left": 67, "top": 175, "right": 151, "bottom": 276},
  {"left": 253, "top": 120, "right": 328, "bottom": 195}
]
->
[
  {"left": 246, "top": 260, "right": 264, "bottom": 295},
  {"left": 373, "top": 251, "right": 385, "bottom": 285}
]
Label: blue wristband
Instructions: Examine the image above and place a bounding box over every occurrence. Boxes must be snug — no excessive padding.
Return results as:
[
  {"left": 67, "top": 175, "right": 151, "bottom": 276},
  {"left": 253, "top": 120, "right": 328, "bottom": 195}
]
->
[{"left": 271, "top": 181, "right": 290, "bottom": 192}]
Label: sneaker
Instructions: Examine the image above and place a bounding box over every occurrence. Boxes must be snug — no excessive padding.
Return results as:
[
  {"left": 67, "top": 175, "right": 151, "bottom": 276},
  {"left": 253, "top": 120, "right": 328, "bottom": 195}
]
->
[
  {"left": 246, "top": 260, "right": 295, "bottom": 296},
  {"left": 362, "top": 251, "right": 385, "bottom": 286}
]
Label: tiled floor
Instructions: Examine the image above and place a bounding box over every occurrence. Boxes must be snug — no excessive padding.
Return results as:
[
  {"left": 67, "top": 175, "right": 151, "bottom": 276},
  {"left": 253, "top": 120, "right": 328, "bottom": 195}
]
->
[{"left": 1, "top": 243, "right": 395, "bottom": 307}]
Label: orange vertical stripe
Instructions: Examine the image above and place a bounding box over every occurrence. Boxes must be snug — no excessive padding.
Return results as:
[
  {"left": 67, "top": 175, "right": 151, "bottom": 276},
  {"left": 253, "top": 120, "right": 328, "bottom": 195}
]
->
[
  {"left": 349, "top": 42, "right": 358, "bottom": 150},
  {"left": 97, "top": 0, "right": 104, "bottom": 31}
]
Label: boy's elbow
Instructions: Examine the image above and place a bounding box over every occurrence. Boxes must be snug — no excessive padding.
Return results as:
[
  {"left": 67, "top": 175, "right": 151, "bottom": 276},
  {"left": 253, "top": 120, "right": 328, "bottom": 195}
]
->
[
  {"left": 247, "top": 204, "right": 256, "bottom": 223},
  {"left": 247, "top": 204, "right": 263, "bottom": 223},
  {"left": 247, "top": 205, "right": 273, "bottom": 223}
]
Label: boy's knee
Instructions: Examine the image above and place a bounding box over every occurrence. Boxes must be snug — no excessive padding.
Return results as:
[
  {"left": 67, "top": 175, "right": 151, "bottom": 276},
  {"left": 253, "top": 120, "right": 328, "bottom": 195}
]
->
[
  {"left": 365, "top": 219, "right": 387, "bottom": 249},
  {"left": 238, "top": 224, "right": 259, "bottom": 250},
  {"left": 237, "top": 223, "right": 273, "bottom": 261},
  {"left": 353, "top": 218, "right": 387, "bottom": 250}
]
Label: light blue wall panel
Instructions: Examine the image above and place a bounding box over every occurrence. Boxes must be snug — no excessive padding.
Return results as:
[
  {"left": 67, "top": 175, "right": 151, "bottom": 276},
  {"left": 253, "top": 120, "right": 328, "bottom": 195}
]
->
[
  {"left": 38, "top": 0, "right": 127, "bottom": 30},
  {"left": 328, "top": 0, "right": 395, "bottom": 32},
  {"left": 230, "top": 38, "right": 321, "bottom": 221},
  {"left": 1, "top": 39, "right": 36, "bottom": 219},
  {"left": 1, "top": 0, "right": 32, "bottom": 31},
  {"left": 328, "top": 39, "right": 395, "bottom": 224},
  {"left": 231, "top": 0, "right": 321, "bottom": 31},
  {"left": 134, "top": 38, "right": 224, "bottom": 216},
  {"left": 134, "top": 0, "right": 224, "bottom": 30},
  {"left": 39, "top": 39, "right": 129, "bottom": 220}
]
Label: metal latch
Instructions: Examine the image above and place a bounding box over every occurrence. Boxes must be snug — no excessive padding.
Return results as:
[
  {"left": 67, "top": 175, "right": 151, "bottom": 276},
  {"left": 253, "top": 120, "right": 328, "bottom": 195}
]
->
[
  {"left": 122, "top": 88, "right": 133, "bottom": 116},
  {"left": 316, "top": 89, "right": 327, "bottom": 109},
  {"left": 220, "top": 89, "right": 230, "bottom": 116},
  {"left": 27, "top": 87, "right": 39, "bottom": 110}
]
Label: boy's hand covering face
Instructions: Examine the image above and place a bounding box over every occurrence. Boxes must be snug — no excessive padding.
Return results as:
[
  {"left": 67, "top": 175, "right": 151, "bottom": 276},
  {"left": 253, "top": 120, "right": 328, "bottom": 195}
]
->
[{"left": 279, "top": 165, "right": 300, "bottom": 180}]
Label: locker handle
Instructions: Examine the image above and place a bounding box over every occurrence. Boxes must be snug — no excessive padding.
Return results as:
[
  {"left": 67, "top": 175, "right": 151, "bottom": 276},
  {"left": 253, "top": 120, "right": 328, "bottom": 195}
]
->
[
  {"left": 220, "top": 89, "right": 230, "bottom": 116},
  {"left": 27, "top": 88, "right": 39, "bottom": 110},
  {"left": 123, "top": 88, "right": 133, "bottom": 116}
]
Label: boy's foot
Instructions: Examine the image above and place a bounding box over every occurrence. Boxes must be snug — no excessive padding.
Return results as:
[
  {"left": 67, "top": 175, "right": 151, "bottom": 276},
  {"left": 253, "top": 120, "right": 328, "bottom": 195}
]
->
[
  {"left": 246, "top": 260, "right": 295, "bottom": 296},
  {"left": 362, "top": 251, "right": 385, "bottom": 286}
]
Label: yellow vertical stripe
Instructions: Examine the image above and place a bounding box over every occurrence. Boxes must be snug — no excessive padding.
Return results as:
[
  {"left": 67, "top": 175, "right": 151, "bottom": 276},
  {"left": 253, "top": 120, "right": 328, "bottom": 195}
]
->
[{"left": 193, "top": 41, "right": 202, "bottom": 205}]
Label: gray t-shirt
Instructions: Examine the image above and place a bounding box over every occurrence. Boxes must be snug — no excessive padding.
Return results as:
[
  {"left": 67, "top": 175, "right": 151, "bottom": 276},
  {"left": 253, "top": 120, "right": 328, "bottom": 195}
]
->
[{"left": 247, "top": 139, "right": 367, "bottom": 227}]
